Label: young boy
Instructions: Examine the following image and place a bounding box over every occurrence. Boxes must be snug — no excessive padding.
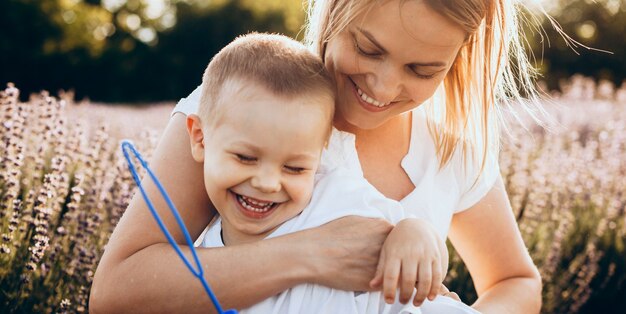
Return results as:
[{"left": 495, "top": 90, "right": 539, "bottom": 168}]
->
[{"left": 186, "top": 33, "right": 478, "bottom": 314}]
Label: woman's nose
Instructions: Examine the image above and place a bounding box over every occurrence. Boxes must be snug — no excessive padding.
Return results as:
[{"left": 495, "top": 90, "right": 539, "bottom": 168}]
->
[
  {"left": 250, "top": 166, "right": 281, "bottom": 193},
  {"left": 367, "top": 64, "right": 403, "bottom": 104}
]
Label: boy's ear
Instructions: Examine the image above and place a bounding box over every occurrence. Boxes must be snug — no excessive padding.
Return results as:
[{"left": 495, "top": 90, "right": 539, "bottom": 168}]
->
[{"left": 186, "top": 114, "right": 205, "bottom": 162}]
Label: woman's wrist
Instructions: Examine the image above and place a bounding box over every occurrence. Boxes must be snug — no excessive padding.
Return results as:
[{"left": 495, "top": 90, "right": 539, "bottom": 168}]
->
[{"left": 270, "top": 228, "right": 322, "bottom": 286}]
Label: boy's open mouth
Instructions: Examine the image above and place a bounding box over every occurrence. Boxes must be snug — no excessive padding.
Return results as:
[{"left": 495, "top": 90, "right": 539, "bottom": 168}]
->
[{"left": 231, "top": 191, "right": 281, "bottom": 218}]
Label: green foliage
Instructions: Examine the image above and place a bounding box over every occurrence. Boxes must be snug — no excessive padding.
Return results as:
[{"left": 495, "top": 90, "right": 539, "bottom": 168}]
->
[
  {"left": 0, "top": 0, "right": 300, "bottom": 102},
  {"left": 524, "top": 0, "right": 626, "bottom": 90},
  {"left": 1, "top": 0, "right": 624, "bottom": 102}
]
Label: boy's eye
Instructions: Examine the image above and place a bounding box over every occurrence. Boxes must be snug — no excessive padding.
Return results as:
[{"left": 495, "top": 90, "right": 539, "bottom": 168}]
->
[
  {"left": 235, "top": 154, "right": 256, "bottom": 163},
  {"left": 284, "top": 165, "right": 306, "bottom": 174}
]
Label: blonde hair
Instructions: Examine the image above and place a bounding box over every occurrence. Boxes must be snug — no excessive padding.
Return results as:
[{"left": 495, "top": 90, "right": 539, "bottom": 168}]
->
[
  {"left": 304, "top": 0, "right": 548, "bottom": 183},
  {"left": 199, "top": 33, "right": 335, "bottom": 129}
]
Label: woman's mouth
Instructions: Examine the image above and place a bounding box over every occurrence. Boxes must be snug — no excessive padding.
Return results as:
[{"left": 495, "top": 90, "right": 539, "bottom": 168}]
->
[
  {"left": 232, "top": 192, "right": 280, "bottom": 219},
  {"left": 349, "top": 78, "right": 392, "bottom": 112}
]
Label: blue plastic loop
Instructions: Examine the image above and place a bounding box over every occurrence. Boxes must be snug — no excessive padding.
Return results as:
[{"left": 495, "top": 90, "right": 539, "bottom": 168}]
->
[{"left": 121, "top": 140, "right": 238, "bottom": 314}]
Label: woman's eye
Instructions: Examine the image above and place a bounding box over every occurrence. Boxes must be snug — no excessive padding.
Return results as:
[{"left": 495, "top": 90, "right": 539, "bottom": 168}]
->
[
  {"left": 284, "top": 165, "right": 305, "bottom": 174},
  {"left": 235, "top": 154, "right": 256, "bottom": 163},
  {"left": 410, "top": 69, "right": 436, "bottom": 80},
  {"left": 354, "top": 40, "right": 380, "bottom": 57},
  {"left": 415, "top": 73, "right": 435, "bottom": 79}
]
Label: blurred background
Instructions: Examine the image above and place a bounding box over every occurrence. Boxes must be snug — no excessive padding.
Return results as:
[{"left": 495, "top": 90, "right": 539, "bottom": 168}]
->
[
  {"left": 0, "top": 1, "right": 625, "bottom": 314},
  {"left": 1, "top": 0, "right": 624, "bottom": 103}
]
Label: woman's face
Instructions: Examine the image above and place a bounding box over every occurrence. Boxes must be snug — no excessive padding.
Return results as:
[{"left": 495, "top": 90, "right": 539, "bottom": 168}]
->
[{"left": 325, "top": 0, "right": 467, "bottom": 130}]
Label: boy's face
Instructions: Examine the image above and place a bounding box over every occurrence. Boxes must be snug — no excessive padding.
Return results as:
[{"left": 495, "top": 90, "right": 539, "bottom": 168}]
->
[{"left": 188, "top": 79, "right": 332, "bottom": 245}]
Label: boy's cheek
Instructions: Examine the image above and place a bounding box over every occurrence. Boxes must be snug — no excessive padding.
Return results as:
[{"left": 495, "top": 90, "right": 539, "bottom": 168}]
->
[
  {"left": 289, "top": 177, "right": 316, "bottom": 203},
  {"left": 204, "top": 158, "right": 239, "bottom": 186}
]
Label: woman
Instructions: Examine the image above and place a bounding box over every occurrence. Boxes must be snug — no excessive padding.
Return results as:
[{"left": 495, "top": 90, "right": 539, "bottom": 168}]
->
[{"left": 90, "top": 0, "right": 542, "bottom": 313}]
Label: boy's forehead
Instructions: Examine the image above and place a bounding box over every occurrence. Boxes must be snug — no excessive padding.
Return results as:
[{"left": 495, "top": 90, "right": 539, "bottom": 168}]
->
[
  {"left": 215, "top": 77, "right": 334, "bottom": 121},
  {"left": 220, "top": 76, "right": 333, "bottom": 103},
  {"left": 214, "top": 95, "right": 332, "bottom": 156},
  {"left": 211, "top": 80, "right": 333, "bottom": 144}
]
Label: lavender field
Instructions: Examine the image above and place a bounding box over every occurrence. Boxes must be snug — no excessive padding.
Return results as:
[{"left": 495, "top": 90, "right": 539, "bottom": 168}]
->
[{"left": 0, "top": 78, "right": 624, "bottom": 313}]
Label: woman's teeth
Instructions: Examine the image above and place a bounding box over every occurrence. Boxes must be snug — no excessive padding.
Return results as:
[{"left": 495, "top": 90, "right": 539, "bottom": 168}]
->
[
  {"left": 356, "top": 86, "right": 389, "bottom": 107},
  {"left": 237, "top": 194, "right": 275, "bottom": 212}
]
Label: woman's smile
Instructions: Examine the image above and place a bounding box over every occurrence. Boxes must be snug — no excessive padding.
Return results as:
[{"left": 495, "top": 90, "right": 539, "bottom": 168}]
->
[{"left": 349, "top": 77, "right": 393, "bottom": 112}]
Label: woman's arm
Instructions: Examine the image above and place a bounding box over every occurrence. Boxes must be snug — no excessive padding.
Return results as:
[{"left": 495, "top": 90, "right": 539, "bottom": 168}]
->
[
  {"left": 89, "top": 113, "right": 392, "bottom": 313},
  {"left": 448, "top": 175, "right": 542, "bottom": 314}
]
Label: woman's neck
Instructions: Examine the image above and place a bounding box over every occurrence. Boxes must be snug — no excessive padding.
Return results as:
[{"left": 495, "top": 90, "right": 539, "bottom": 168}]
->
[{"left": 346, "top": 111, "right": 414, "bottom": 201}]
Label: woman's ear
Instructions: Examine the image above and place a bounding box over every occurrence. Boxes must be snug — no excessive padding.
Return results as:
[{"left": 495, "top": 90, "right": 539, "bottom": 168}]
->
[{"left": 186, "top": 114, "right": 205, "bottom": 162}]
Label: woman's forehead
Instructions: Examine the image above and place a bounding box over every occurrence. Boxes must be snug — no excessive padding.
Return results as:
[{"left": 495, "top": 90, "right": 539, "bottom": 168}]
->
[{"left": 354, "top": 0, "right": 466, "bottom": 57}]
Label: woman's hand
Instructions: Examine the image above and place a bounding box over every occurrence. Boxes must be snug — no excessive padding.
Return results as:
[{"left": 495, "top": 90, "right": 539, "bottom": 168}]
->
[
  {"left": 369, "top": 218, "right": 448, "bottom": 306},
  {"left": 303, "top": 216, "right": 394, "bottom": 291}
]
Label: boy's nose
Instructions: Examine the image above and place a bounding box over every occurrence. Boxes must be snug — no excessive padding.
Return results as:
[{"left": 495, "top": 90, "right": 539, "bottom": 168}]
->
[{"left": 250, "top": 168, "right": 281, "bottom": 194}]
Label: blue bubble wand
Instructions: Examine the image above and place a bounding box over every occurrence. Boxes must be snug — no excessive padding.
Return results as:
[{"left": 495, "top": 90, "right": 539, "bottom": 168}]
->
[{"left": 121, "top": 140, "right": 237, "bottom": 314}]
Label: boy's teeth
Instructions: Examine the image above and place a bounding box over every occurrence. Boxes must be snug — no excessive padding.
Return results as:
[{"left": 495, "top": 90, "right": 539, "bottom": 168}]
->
[
  {"left": 237, "top": 195, "right": 274, "bottom": 213},
  {"left": 242, "top": 196, "right": 271, "bottom": 206},
  {"left": 356, "top": 86, "right": 388, "bottom": 107}
]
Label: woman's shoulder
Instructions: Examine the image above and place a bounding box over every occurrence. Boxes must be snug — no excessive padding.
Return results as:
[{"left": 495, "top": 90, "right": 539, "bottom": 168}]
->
[{"left": 408, "top": 104, "right": 500, "bottom": 213}]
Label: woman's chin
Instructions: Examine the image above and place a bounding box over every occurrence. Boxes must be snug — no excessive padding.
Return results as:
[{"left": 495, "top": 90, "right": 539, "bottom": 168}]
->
[{"left": 334, "top": 104, "right": 383, "bottom": 132}]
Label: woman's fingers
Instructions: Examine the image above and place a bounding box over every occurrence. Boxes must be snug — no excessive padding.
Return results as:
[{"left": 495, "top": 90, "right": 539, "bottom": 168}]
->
[
  {"left": 383, "top": 259, "right": 401, "bottom": 303},
  {"left": 399, "top": 259, "right": 418, "bottom": 304},
  {"left": 370, "top": 250, "right": 386, "bottom": 288},
  {"left": 413, "top": 261, "right": 432, "bottom": 306}
]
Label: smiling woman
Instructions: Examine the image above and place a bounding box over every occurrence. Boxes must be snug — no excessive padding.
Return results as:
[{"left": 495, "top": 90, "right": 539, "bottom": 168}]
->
[
  {"left": 322, "top": 0, "right": 466, "bottom": 131},
  {"left": 90, "top": 1, "right": 543, "bottom": 313}
]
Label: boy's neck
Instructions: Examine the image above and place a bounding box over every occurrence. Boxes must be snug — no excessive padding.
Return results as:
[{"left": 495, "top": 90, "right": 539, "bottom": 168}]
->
[{"left": 220, "top": 220, "right": 276, "bottom": 246}]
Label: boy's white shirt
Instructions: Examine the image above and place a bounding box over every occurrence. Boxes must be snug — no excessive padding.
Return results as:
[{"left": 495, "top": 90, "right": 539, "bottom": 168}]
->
[{"left": 197, "top": 129, "right": 481, "bottom": 314}]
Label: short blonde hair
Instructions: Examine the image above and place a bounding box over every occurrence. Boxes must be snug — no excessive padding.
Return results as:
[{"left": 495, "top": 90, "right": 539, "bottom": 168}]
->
[
  {"left": 199, "top": 33, "right": 335, "bottom": 129},
  {"left": 304, "top": 0, "right": 549, "bottom": 184}
]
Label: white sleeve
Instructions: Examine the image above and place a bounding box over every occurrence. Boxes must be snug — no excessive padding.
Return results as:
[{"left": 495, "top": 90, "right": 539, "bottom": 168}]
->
[
  {"left": 311, "top": 169, "right": 406, "bottom": 224},
  {"left": 271, "top": 168, "right": 406, "bottom": 237},
  {"left": 455, "top": 148, "right": 500, "bottom": 213},
  {"left": 171, "top": 85, "right": 202, "bottom": 116}
]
